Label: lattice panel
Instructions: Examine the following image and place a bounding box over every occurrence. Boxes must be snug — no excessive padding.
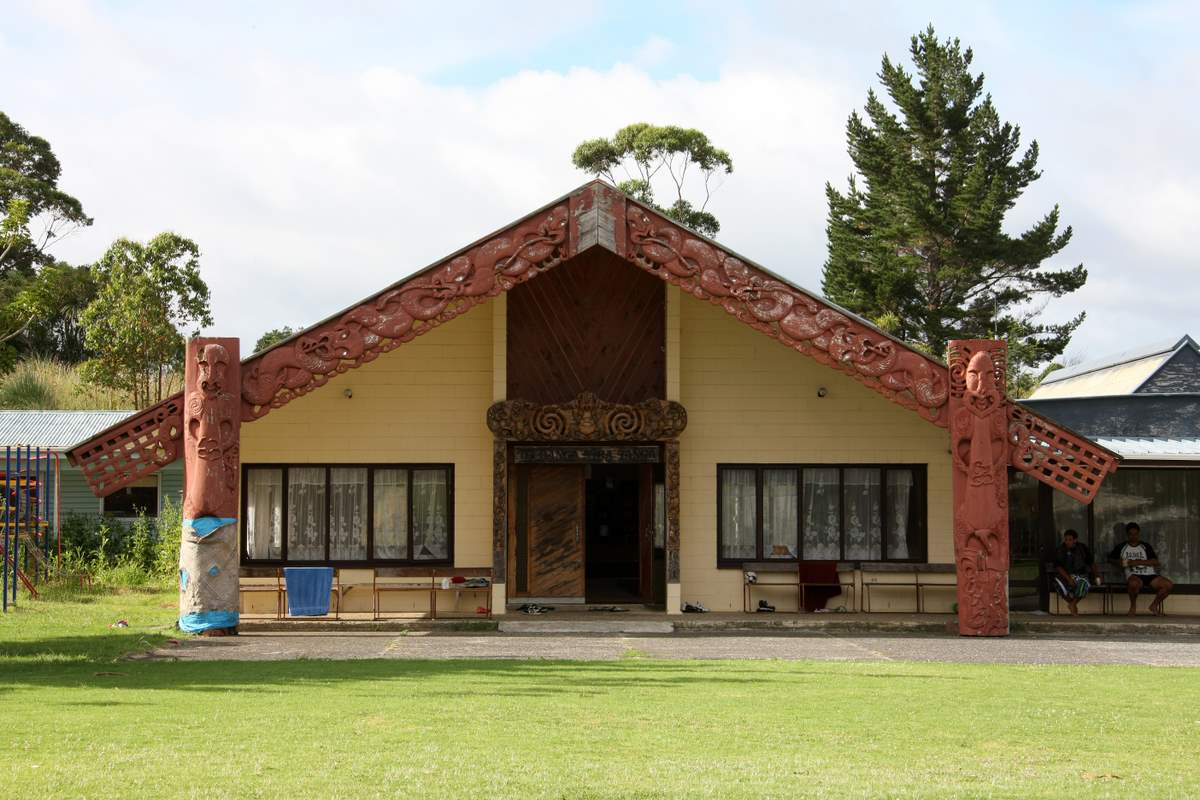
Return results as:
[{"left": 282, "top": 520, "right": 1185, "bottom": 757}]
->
[
  {"left": 1008, "top": 402, "right": 1119, "bottom": 504},
  {"left": 71, "top": 396, "right": 184, "bottom": 497}
]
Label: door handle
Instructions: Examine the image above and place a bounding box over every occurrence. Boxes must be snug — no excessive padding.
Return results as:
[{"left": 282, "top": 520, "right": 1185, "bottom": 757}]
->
[{"left": 576, "top": 522, "right": 581, "bottom": 546}]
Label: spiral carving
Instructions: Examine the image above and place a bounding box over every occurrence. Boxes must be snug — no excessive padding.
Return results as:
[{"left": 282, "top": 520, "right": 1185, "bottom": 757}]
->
[{"left": 487, "top": 392, "right": 687, "bottom": 442}]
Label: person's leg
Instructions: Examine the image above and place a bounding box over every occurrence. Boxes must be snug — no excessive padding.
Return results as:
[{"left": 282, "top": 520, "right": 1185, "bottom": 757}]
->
[
  {"left": 1126, "top": 576, "right": 1143, "bottom": 615},
  {"left": 1149, "top": 576, "right": 1174, "bottom": 615}
]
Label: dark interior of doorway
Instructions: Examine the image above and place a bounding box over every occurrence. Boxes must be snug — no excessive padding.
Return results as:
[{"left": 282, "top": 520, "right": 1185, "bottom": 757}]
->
[
  {"left": 585, "top": 464, "right": 640, "bottom": 603},
  {"left": 585, "top": 463, "right": 660, "bottom": 604}
]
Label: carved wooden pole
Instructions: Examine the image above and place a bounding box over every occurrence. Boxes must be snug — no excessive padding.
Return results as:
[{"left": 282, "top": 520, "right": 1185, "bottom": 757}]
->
[
  {"left": 948, "top": 340, "right": 1010, "bottom": 636},
  {"left": 664, "top": 439, "right": 681, "bottom": 614},
  {"left": 178, "top": 337, "right": 241, "bottom": 635}
]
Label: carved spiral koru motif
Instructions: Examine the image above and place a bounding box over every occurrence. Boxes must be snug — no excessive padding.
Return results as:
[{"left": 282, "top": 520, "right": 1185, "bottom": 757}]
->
[
  {"left": 626, "top": 206, "right": 950, "bottom": 425},
  {"left": 487, "top": 392, "right": 687, "bottom": 442},
  {"left": 241, "top": 204, "right": 570, "bottom": 419},
  {"left": 604, "top": 407, "right": 643, "bottom": 439}
]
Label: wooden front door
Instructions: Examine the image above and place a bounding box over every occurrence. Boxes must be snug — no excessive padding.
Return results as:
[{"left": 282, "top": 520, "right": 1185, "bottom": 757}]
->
[{"left": 518, "top": 464, "right": 585, "bottom": 598}]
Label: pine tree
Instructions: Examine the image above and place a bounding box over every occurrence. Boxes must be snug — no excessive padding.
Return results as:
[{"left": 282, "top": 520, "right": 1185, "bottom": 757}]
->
[{"left": 823, "top": 27, "right": 1086, "bottom": 384}]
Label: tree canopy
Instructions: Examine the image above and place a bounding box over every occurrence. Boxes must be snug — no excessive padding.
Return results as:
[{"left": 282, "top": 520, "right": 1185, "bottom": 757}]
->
[
  {"left": 572, "top": 123, "right": 732, "bottom": 238},
  {"left": 822, "top": 27, "right": 1086, "bottom": 387},
  {"left": 0, "top": 111, "right": 97, "bottom": 367},
  {"left": 80, "top": 233, "right": 213, "bottom": 407},
  {"left": 0, "top": 111, "right": 91, "bottom": 275},
  {"left": 254, "top": 326, "right": 296, "bottom": 353}
]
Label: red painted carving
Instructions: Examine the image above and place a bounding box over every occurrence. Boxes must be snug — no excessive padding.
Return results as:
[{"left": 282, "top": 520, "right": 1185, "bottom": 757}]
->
[
  {"left": 179, "top": 337, "right": 241, "bottom": 634},
  {"left": 241, "top": 203, "right": 570, "bottom": 419},
  {"left": 70, "top": 396, "right": 184, "bottom": 496},
  {"left": 486, "top": 392, "right": 687, "bottom": 442},
  {"left": 1007, "top": 403, "right": 1118, "bottom": 503},
  {"left": 949, "top": 340, "right": 1010, "bottom": 636},
  {"left": 625, "top": 205, "right": 950, "bottom": 426},
  {"left": 184, "top": 340, "right": 241, "bottom": 521},
  {"left": 66, "top": 181, "right": 1119, "bottom": 512}
]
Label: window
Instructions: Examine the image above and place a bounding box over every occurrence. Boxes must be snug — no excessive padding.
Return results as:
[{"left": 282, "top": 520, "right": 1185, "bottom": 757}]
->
[
  {"left": 717, "top": 465, "right": 926, "bottom": 565},
  {"left": 103, "top": 477, "right": 159, "bottom": 518},
  {"left": 242, "top": 464, "right": 453, "bottom": 564},
  {"left": 1006, "top": 466, "right": 1200, "bottom": 590}
]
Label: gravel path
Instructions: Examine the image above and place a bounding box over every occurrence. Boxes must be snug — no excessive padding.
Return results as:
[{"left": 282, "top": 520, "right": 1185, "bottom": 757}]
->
[{"left": 147, "top": 631, "right": 1200, "bottom": 666}]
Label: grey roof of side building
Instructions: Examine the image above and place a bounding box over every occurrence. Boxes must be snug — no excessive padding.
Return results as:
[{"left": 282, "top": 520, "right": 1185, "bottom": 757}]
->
[
  {"left": 1041, "top": 334, "right": 1198, "bottom": 385},
  {"left": 0, "top": 410, "right": 138, "bottom": 451},
  {"left": 1093, "top": 437, "right": 1200, "bottom": 461}
]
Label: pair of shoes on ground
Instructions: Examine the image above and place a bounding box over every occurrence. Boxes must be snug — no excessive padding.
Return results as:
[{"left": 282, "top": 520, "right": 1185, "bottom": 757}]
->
[
  {"left": 757, "top": 600, "right": 775, "bottom": 613},
  {"left": 681, "top": 601, "right": 709, "bottom": 613},
  {"left": 517, "top": 603, "right": 554, "bottom": 614}
]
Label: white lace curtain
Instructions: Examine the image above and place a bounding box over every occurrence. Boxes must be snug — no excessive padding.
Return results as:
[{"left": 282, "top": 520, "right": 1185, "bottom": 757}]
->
[
  {"left": 287, "top": 467, "right": 326, "bottom": 560},
  {"left": 844, "top": 468, "right": 881, "bottom": 560},
  {"left": 886, "top": 471, "right": 913, "bottom": 559},
  {"left": 721, "top": 468, "right": 757, "bottom": 560},
  {"left": 373, "top": 469, "right": 409, "bottom": 559},
  {"left": 763, "top": 469, "right": 798, "bottom": 558},
  {"left": 803, "top": 468, "right": 840, "bottom": 559},
  {"left": 413, "top": 469, "right": 448, "bottom": 560},
  {"left": 329, "top": 468, "right": 367, "bottom": 560},
  {"left": 245, "top": 468, "right": 282, "bottom": 559}
]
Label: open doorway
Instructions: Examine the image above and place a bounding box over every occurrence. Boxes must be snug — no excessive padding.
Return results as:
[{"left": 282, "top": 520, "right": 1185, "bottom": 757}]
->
[
  {"left": 585, "top": 465, "right": 641, "bottom": 603},
  {"left": 509, "top": 452, "right": 665, "bottom": 607},
  {"left": 584, "top": 462, "right": 664, "bottom": 605}
]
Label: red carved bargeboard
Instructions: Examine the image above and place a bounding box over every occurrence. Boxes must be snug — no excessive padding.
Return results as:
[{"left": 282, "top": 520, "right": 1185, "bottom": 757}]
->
[
  {"left": 66, "top": 181, "right": 1118, "bottom": 503},
  {"left": 70, "top": 396, "right": 184, "bottom": 497},
  {"left": 622, "top": 201, "right": 951, "bottom": 426}
]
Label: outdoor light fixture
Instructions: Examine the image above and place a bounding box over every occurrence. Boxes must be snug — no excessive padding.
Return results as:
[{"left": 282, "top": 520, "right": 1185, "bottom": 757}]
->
[
  {"left": 816, "top": 387, "right": 828, "bottom": 398},
  {"left": 343, "top": 388, "right": 353, "bottom": 399}
]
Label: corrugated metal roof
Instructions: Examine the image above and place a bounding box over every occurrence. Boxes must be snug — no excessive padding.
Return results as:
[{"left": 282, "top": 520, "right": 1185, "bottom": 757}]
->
[
  {"left": 0, "top": 410, "right": 135, "bottom": 450},
  {"left": 1028, "top": 356, "right": 1169, "bottom": 399},
  {"left": 1041, "top": 335, "right": 1196, "bottom": 385},
  {"left": 1094, "top": 437, "right": 1200, "bottom": 461}
]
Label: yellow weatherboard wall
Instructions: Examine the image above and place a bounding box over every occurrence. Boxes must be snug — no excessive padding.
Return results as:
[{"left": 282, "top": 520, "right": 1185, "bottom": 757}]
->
[
  {"left": 239, "top": 301, "right": 495, "bottom": 614},
  {"left": 677, "top": 294, "right": 954, "bottom": 612}
]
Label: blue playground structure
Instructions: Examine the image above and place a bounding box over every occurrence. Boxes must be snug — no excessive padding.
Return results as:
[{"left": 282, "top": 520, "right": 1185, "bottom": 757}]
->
[{"left": 1, "top": 446, "right": 61, "bottom": 612}]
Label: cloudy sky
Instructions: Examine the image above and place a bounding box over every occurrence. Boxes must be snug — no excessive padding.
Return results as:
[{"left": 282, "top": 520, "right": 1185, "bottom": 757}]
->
[{"left": 3, "top": 1, "right": 1197, "bottom": 364}]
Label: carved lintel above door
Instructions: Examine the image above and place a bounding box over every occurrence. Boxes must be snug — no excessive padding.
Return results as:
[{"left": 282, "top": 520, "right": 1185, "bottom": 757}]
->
[{"left": 486, "top": 392, "right": 687, "bottom": 442}]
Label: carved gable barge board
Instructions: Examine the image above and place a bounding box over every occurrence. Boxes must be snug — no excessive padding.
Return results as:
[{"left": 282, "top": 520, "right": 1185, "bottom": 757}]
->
[{"left": 65, "top": 180, "right": 1120, "bottom": 502}]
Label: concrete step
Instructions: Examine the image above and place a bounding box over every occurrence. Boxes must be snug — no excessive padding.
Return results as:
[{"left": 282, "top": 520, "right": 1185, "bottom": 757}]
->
[{"left": 499, "top": 618, "right": 674, "bottom": 634}]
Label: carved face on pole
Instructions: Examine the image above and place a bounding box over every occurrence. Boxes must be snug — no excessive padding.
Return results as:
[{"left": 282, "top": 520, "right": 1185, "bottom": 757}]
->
[
  {"left": 197, "top": 344, "right": 229, "bottom": 396},
  {"left": 965, "top": 350, "right": 1000, "bottom": 415}
]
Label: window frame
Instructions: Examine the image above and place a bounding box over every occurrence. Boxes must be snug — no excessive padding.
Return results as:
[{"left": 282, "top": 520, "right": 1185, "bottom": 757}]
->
[
  {"left": 715, "top": 463, "right": 927, "bottom": 568},
  {"left": 101, "top": 476, "right": 161, "bottom": 519},
  {"left": 240, "top": 463, "right": 454, "bottom": 567}
]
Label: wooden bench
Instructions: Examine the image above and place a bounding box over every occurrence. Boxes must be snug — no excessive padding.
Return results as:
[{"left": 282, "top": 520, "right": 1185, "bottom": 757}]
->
[
  {"left": 1048, "top": 563, "right": 1169, "bottom": 616},
  {"left": 742, "top": 561, "right": 855, "bottom": 613},
  {"left": 374, "top": 567, "right": 493, "bottom": 620},
  {"left": 239, "top": 567, "right": 285, "bottom": 619},
  {"left": 862, "top": 563, "right": 955, "bottom": 612}
]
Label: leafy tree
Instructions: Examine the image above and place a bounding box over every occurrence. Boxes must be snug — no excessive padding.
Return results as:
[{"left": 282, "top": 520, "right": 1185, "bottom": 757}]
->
[
  {"left": 253, "top": 326, "right": 296, "bottom": 353},
  {"left": 822, "top": 27, "right": 1086, "bottom": 387},
  {"left": 0, "top": 111, "right": 91, "bottom": 274},
  {"left": 80, "top": 233, "right": 213, "bottom": 407},
  {"left": 572, "top": 123, "right": 733, "bottom": 237}
]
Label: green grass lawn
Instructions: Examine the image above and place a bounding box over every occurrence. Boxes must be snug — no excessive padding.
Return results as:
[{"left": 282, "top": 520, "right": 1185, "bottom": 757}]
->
[{"left": 2, "top": 590, "right": 1199, "bottom": 799}]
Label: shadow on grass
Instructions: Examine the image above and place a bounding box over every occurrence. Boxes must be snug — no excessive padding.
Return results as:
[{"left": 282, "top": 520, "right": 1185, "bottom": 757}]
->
[{"left": 0, "top": 635, "right": 975, "bottom": 695}]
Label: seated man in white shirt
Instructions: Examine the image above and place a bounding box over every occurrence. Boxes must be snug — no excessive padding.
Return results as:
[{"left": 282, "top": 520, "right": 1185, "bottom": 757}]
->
[{"left": 1108, "top": 522, "right": 1174, "bottom": 616}]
